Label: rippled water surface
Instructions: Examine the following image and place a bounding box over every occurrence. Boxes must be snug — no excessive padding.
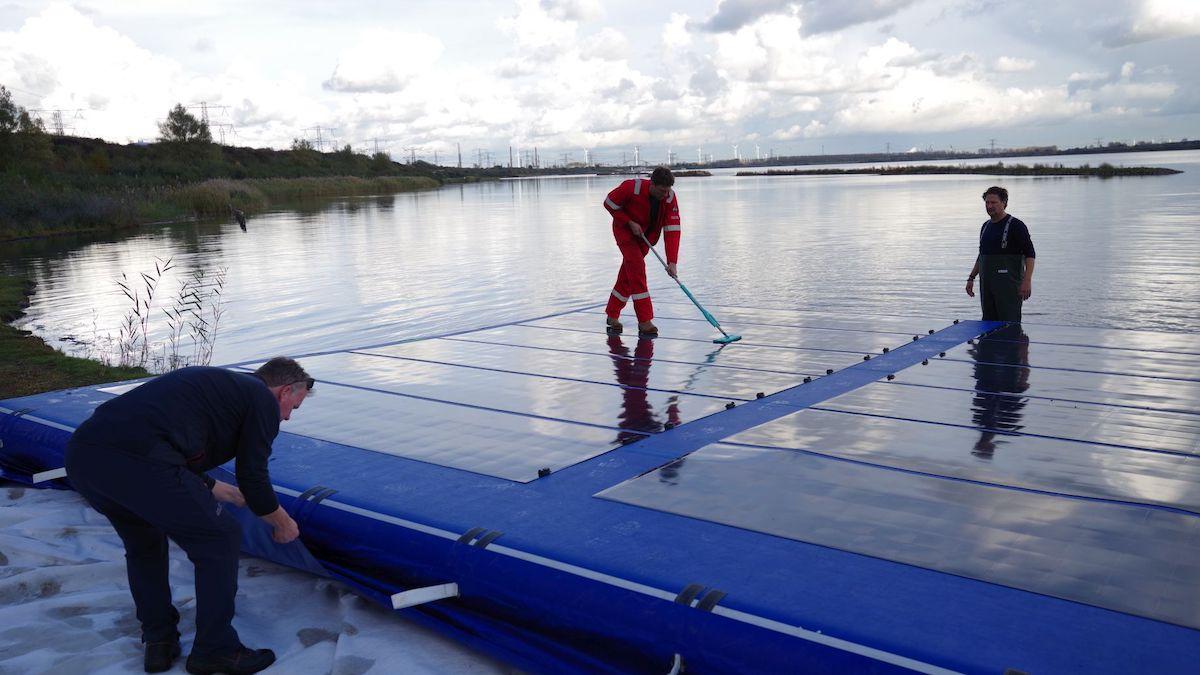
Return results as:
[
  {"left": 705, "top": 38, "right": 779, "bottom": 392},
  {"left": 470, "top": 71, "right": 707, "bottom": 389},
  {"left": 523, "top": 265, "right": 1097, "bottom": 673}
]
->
[{"left": 3, "top": 149, "right": 1198, "bottom": 366}]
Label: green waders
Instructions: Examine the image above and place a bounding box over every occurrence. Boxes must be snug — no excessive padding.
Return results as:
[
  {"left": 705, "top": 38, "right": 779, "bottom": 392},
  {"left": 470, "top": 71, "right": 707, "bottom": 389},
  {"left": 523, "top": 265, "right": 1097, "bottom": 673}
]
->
[{"left": 978, "top": 253, "right": 1025, "bottom": 322}]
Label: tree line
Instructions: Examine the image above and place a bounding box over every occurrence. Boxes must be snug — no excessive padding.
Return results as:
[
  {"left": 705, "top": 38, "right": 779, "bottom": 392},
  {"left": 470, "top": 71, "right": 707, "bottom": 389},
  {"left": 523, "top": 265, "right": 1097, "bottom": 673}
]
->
[{"left": 0, "top": 87, "right": 492, "bottom": 237}]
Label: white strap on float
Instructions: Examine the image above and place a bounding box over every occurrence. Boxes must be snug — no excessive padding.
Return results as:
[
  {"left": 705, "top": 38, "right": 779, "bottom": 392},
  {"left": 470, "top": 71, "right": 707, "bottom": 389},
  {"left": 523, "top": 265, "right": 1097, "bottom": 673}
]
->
[
  {"left": 390, "top": 582, "right": 460, "bottom": 610},
  {"left": 33, "top": 467, "right": 68, "bottom": 483}
]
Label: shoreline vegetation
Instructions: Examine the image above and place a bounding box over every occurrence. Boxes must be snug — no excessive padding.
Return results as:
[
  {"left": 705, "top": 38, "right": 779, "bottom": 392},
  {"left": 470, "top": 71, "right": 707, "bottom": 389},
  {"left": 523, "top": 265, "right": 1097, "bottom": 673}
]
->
[
  {"left": 1, "top": 175, "right": 444, "bottom": 243},
  {"left": 736, "top": 163, "right": 1182, "bottom": 178},
  {"left": 0, "top": 276, "right": 148, "bottom": 400},
  {"left": 0, "top": 91, "right": 471, "bottom": 243}
]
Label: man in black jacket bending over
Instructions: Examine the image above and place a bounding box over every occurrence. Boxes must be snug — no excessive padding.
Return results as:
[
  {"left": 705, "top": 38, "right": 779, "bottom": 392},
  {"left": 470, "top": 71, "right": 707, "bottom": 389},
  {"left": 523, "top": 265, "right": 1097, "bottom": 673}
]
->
[{"left": 65, "top": 357, "right": 312, "bottom": 674}]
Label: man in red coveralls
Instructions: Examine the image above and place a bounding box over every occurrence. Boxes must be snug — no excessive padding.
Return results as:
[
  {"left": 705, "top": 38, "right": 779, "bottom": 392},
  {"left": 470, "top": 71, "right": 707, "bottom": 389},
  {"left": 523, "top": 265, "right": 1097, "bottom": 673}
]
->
[{"left": 602, "top": 166, "right": 681, "bottom": 337}]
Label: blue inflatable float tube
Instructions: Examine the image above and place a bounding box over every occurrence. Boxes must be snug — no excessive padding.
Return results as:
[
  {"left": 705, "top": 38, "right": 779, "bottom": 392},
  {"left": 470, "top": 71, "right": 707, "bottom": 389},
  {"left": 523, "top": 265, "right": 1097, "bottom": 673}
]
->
[
  {"left": 3, "top": 314, "right": 1199, "bottom": 674},
  {"left": 0, "top": 406, "right": 928, "bottom": 674}
]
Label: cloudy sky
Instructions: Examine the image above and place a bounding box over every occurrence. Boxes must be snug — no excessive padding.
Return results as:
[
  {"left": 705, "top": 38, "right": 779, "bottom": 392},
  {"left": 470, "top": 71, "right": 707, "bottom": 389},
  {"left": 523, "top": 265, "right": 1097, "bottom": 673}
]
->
[{"left": 1, "top": 0, "right": 1198, "bottom": 163}]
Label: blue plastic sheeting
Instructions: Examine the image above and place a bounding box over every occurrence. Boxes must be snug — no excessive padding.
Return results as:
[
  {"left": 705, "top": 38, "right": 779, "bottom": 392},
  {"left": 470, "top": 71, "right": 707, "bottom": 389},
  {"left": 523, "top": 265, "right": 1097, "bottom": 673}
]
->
[{"left": 4, "top": 310, "right": 1200, "bottom": 674}]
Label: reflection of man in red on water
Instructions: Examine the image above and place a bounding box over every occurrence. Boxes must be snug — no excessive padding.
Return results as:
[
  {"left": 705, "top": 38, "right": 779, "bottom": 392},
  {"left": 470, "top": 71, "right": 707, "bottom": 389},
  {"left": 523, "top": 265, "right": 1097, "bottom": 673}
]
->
[{"left": 607, "top": 334, "right": 681, "bottom": 446}]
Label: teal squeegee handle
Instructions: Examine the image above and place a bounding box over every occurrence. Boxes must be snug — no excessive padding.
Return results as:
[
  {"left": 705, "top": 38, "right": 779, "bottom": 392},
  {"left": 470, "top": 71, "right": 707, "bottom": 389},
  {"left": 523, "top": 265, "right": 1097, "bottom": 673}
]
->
[{"left": 637, "top": 231, "right": 733, "bottom": 338}]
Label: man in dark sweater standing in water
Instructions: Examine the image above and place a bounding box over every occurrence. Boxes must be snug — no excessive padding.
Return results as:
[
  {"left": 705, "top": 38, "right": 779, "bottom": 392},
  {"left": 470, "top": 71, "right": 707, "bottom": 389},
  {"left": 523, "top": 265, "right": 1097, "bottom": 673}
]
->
[
  {"left": 65, "top": 357, "right": 312, "bottom": 674},
  {"left": 966, "top": 186, "right": 1037, "bottom": 321}
]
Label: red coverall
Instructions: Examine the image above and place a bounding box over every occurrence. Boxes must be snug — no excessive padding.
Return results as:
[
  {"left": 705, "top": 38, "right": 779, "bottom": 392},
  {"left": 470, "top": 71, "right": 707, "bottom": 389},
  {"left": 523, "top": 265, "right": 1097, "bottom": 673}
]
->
[{"left": 603, "top": 177, "right": 681, "bottom": 322}]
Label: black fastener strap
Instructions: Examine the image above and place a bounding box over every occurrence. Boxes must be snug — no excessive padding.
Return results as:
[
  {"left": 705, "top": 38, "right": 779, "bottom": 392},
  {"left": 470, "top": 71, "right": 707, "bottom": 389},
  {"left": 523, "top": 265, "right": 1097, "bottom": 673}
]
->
[
  {"left": 311, "top": 488, "right": 338, "bottom": 506},
  {"left": 457, "top": 526, "right": 486, "bottom": 544},
  {"left": 696, "top": 589, "right": 726, "bottom": 612},
  {"left": 674, "top": 583, "right": 705, "bottom": 606},
  {"left": 473, "top": 531, "right": 504, "bottom": 548},
  {"left": 296, "top": 485, "right": 325, "bottom": 503}
]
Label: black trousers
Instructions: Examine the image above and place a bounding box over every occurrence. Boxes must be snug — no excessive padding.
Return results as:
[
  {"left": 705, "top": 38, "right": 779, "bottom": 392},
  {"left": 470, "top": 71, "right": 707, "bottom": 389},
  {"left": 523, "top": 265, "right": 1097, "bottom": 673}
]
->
[
  {"left": 979, "top": 283, "right": 1022, "bottom": 322},
  {"left": 64, "top": 441, "right": 243, "bottom": 655}
]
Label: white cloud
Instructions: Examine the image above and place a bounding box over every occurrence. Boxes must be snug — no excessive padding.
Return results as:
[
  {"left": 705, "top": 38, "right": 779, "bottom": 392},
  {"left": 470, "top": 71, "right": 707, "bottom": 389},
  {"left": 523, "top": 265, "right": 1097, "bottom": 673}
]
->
[
  {"left": 1105, "top": 0, "right": 1200, "bottom": 46},
  {"left": 693, "top": 0, "right": 795, "bottom": 33},
  {"left": 580, "top": 27, "right": 630, "bottom": 61},
  {"left": 993, "top": 56, "right": 1036, "bottom": 73},
  {"left": 799, "top": 0, "right": 920, "bottom": 35},
  {"left": 322, "top": 31, "right": 444, "bottom": 93},
  {"left": 886, "top": 49, "right": 942, "bottom": 68},
  {"left": 771, "top": 119, "right": 825, "bottom": 139},
  {"left": 693, "top": 0, "right": 917, "bottom": 35},
  {"left": 499, "top": 0, "right": 577, "bottom": 51},
  {"left": 663, "top": 12, "right": 692, "bottom": 49},
  {"left": 0, "top": 3, "right": 183, "bottom": 140},
  {"left": 710, "top": 15, "right": 851, "bottom": 94},
  {"left": 830, "top": 74, "right": 1089, "bottom": 135},
  {"left": 539, "top": 0, "right": 602, "bottom": 22},
  {"left": 2, "top": 0, "right": 1194, "bottom": 157},
  {"left": 929, "top": 53, "right": 979, "bottom": 77}
]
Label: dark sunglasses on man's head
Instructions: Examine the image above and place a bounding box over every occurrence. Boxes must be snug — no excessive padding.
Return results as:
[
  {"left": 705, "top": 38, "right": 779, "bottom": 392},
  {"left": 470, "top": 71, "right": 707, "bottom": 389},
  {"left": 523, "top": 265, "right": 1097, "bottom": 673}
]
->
[{"left": 290, "top": 377, "right": 314, "bottom": 390}]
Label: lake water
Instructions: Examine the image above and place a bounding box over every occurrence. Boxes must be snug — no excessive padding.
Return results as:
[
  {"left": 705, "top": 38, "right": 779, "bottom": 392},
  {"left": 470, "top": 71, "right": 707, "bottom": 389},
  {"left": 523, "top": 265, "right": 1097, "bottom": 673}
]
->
[{"left": 2, "top": 149, "right": 1198, "bottom": 368}]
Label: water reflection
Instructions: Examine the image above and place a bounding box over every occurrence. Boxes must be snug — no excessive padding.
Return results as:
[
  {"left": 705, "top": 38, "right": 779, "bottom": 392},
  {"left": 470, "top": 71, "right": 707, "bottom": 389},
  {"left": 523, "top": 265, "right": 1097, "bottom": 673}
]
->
[
  {"left": 970, "top": 324, "right": 1031, "bottom": 459},
  {"left": 5, "top": 150, "right": 1199, "bottom": 369},
  {"left": 607, "top": 334, "right": 680, "bottom": 445}
]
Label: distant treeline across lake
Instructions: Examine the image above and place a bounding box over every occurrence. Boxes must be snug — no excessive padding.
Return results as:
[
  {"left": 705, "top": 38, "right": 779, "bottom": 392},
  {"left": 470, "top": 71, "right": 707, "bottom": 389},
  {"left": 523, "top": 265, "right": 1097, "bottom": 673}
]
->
[{"left": 737, "top": 163, "right": 1182, "bottom": 178}]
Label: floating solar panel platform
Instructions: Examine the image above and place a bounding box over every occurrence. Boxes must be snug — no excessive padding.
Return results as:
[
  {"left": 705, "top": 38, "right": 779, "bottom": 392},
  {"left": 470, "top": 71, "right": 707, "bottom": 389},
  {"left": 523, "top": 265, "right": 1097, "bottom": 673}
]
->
[{"left": 3, "top": 302, "right": 1199, "bottom": 674}]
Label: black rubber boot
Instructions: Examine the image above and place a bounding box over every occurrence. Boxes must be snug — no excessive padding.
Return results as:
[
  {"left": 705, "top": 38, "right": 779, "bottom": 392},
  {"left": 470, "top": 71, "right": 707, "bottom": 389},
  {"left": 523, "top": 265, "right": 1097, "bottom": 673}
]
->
[
  {"left": 144, "top": 640, "right": 181, "bottom": 673},
  {"left": 606, "top": 317, "right": 623, "bottom": 334},
  {"left": 185, "top": 647, "right": 276, "bottom": 674}
]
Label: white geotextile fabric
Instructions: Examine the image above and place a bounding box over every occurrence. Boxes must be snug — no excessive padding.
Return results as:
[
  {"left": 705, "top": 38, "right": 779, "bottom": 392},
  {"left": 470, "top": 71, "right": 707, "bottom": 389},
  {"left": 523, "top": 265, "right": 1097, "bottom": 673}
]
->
[{"left": 0, "top": 481, "right": 520, "bottom": 675}]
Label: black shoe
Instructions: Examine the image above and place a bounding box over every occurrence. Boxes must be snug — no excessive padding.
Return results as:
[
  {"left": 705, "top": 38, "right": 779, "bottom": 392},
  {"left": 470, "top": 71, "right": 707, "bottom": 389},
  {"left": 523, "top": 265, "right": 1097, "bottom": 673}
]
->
[
  {"left": 144, "top": 640, "right": 181, "bottom": 673},
  {"left": 186, "top": 647, "right": 276, "bottom": 674}
]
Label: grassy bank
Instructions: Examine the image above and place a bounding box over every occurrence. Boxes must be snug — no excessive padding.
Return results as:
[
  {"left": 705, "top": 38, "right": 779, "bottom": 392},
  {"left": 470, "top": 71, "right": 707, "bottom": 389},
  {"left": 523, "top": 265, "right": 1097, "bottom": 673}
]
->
[
  {"left": 0, "top": 276, "right": 147, "bottom": 400},
  {"left": 737, "top": 163, "right": 1183, "bottom": 177},
  {"left": 0, "top": 174, "right": 441, "bottom": 242},
  {"left": 170, "top": 175, "right": 441, "bottom": 217}
]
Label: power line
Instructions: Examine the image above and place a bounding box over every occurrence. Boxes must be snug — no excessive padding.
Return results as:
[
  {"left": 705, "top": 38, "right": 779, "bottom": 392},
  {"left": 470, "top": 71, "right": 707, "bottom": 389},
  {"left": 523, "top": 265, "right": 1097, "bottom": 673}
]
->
[
  {"left": 29, "top": 108, "right": 86, "bottom": 136},
  {"left": 211, "top": 123, "right": 236, "bottom": 145},
  {"left": 187, "top": 101, "right": 230, "bottom": 128},
  {"left": 304, "top": 126, "right": 338, "bottom": 152}
]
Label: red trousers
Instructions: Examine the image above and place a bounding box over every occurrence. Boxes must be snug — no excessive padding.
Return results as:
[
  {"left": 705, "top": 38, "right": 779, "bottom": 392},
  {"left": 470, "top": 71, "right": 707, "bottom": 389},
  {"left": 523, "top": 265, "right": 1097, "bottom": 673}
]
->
[{"left": 606, "top": 240, "right": 653, "bottom": 322}]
